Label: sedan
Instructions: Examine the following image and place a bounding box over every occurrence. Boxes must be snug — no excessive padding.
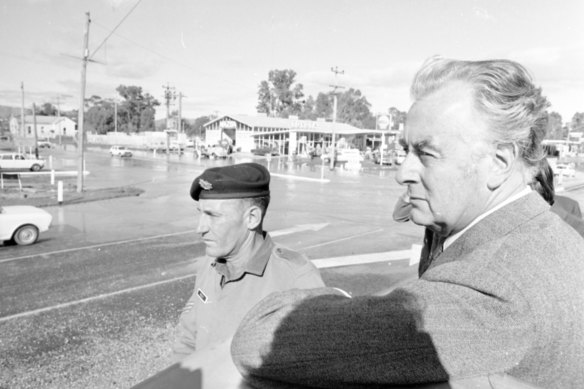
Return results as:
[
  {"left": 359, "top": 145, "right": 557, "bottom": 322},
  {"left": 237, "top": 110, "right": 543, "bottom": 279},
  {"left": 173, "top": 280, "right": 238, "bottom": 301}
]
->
[
  {"left": 0, "top": 153, "right": 45, "bottom": 171},
  {"left": 0, "top": 205, "right": 53, "bottom": 245},
  {"left": 110, "top": 145, "right": 133, "bottom": 157}
]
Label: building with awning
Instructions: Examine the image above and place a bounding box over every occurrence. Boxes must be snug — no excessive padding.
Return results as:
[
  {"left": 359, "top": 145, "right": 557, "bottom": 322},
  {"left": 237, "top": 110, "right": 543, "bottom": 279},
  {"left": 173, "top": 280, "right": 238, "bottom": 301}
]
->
[{"left": 203, "top": 114, "right": 399, "bottom": 155}]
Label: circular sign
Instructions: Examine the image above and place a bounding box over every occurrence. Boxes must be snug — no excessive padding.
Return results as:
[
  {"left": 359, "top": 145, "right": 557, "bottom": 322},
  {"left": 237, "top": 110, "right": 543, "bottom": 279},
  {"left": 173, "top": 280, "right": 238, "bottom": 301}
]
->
[{"left": 378, "top": 115, "right": 390, "bottom": 130}]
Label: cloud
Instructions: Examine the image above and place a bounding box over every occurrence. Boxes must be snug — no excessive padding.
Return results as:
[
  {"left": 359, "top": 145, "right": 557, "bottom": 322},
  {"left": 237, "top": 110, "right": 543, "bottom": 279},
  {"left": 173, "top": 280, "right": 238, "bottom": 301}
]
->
[
  {"left": 0, "top": 88, "right": 74, "bottom": 109},
  {"left": 298, "top": 61, "right": 420, "bottom": 112},
  {"left": 507, "top": 45, "right": 584, "bottom": 82},
  {"left": 104, "top": 61, "right": 160, "bottom": 79},
  {"left": 301, "top": 60, "right": 419, "bottom": 92},
  {"left": 506, "top": 45, "right": 584, "bottom": 118}
]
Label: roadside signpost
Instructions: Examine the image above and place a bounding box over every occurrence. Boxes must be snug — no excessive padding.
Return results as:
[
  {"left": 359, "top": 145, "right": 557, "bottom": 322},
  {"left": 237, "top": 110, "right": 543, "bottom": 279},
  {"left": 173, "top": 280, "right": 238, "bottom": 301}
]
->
[{"left": 377, "top": 115, "right": 390, "bottom": 165}]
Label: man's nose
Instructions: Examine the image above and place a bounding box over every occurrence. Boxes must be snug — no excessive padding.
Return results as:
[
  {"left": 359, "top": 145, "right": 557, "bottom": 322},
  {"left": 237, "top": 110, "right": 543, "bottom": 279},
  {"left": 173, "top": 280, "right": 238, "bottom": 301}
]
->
[{"left": 395, "top": 152, "right": 418, "bottom": 186}]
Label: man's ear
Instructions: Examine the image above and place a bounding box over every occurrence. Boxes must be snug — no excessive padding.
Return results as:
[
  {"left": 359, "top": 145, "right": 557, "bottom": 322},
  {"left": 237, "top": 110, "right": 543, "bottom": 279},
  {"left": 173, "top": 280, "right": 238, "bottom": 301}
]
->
[
  {"left": 245, "top": 205, "right": 263, "bottom": 230},
  {"left": 487, "top": 143, "right": 517, "bottom": 190}
]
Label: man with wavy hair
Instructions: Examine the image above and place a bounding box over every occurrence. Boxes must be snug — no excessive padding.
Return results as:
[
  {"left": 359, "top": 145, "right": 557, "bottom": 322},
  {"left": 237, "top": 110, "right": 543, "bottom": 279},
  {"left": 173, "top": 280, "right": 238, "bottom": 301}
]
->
[{"left": 231, "top": 58, "right": 584, "bottom": 388}]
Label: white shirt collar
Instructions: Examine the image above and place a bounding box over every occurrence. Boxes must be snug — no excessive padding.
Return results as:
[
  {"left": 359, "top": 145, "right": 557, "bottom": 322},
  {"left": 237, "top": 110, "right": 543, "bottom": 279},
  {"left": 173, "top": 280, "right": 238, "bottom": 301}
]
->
[{"left": 443, "top": 187, "right": 532, "bottom": 250}]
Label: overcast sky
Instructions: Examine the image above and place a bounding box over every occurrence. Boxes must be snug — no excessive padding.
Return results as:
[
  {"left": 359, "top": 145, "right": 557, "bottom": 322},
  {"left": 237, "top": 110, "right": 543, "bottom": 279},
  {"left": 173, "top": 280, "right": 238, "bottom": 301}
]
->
[{"left": 0, "top": 0, "right": 582, "bottom": 122}]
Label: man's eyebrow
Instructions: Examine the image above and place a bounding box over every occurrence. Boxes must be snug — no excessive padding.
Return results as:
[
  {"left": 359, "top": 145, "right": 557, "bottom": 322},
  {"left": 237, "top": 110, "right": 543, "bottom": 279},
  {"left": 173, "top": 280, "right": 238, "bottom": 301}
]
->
[
  {"left": 412, "top": 139, "right": 431, "bottom": 150},
  {"left": 202, "top": 209, "right": 222, "bottom": 216},
  {"left": 399, "top": 138, "right": 432, "bottom": 150}
]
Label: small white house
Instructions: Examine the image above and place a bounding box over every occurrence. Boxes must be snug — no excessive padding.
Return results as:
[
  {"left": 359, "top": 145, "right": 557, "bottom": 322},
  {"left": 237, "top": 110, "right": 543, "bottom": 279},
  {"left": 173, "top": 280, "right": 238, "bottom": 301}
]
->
[{"left": 9, "top": 115, "right": 77, "bottom": 139}]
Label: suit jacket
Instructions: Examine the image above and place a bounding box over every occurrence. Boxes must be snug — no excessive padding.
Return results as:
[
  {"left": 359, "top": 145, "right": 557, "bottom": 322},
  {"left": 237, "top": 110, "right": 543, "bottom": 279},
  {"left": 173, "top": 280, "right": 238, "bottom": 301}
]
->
[
  {"left": 553, "top": 195, "right": 582, "bottom": 218},
  {"left": 551, "top": 195, "right": 584, "bottom": 237},
  {"left": 231, "top": 193, "right": 584, "bottom": 389}
]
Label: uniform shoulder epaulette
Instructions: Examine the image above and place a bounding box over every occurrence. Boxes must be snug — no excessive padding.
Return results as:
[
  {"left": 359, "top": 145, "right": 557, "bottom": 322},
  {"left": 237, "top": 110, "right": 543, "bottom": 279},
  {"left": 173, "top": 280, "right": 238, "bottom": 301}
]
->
[{"left": 273, "top": 246, "right": 307, "bottom": 266}]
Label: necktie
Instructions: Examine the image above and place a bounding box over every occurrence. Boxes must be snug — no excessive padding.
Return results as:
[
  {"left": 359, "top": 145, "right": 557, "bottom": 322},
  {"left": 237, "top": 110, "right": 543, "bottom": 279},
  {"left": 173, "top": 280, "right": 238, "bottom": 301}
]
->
[{"left": 419, "top": 232, "right": 444, "bottom": 276}]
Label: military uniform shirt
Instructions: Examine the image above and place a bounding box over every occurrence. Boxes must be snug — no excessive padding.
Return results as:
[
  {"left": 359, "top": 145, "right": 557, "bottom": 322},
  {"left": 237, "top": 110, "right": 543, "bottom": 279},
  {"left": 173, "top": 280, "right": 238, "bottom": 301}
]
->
[{"left": 173, "top": 233, "right": 324, "bottom": 360}]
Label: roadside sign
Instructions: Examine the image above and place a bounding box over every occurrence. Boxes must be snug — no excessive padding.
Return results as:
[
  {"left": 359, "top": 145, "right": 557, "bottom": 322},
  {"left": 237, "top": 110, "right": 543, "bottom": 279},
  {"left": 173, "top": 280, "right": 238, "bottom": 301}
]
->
[{"left": 378, "top": 115, "right": 390, "bottom": 130}]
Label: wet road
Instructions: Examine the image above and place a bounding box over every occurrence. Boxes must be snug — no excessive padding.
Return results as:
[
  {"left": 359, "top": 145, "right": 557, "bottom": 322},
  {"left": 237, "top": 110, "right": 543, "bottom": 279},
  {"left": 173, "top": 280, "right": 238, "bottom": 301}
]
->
[{"left": 0, "top": 148, "right": 426, "bottom": 319}]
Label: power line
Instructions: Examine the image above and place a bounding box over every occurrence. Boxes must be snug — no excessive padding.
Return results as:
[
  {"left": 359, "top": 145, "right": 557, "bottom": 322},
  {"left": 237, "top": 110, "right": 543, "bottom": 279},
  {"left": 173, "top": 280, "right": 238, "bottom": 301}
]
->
[
  {"left": 90, "top": 0, "right": 144, "bottom": 60},
  {"left": 91, "top": 20, "right": 254, "bottom": 91}
]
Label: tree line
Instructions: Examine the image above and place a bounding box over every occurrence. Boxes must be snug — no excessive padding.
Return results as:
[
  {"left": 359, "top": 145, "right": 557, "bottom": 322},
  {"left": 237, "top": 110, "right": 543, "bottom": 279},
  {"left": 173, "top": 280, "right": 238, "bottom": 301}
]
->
[
  {"left": 256, "top": 69, "right": 405, "bottom": 131},
  {"left": 19, "top": 68, "right": 584, "bottom": 140}
]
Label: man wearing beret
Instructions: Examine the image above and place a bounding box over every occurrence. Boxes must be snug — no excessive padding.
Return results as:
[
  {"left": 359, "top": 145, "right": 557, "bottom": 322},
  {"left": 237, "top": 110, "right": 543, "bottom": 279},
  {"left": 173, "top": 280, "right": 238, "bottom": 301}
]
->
[{"left": 172, "top": 162, "right": 324, "bottom": 361}]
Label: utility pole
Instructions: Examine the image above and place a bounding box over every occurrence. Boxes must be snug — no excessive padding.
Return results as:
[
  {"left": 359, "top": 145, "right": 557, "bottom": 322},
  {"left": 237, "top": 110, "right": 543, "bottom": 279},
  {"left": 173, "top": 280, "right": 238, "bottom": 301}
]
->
[
  {"left": 114, "top": 100, "right": 118, "bottom": 133},
  {"left": 178, "top": 92, "right": 183, "bottom": 133},
  {"left": 32, "top": 103, "right": 38, "bottom": 158},
  {"left": 20, "top": 82, "right": 25, "bottom": 137},
  {"left": 162, "top": 84, "right": 176, "bottom": 130},
  {"left": 162, "top": 83, "right": 176, "bottom": 153},
  {"left": 329, "top": 66, "right": 345, "bottom": 169},
  {"left": 56, "top": 96, "right": 62, "bottom": 146},
  {"left": 77, "top": 11, "right": 90, "bottom": 193}
]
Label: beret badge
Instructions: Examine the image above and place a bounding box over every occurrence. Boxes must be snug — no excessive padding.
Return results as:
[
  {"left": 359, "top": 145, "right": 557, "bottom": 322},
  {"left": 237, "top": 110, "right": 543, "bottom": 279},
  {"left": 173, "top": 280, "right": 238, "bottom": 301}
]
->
[{"left": 199, "top": 178, "right": 213, "bottom": 190}]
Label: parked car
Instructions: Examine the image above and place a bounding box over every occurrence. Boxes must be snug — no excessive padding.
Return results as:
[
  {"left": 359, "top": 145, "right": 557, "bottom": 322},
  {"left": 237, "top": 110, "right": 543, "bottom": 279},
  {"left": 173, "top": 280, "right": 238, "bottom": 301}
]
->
[
  {"left": 38, "top": 139, "right": 55, "bottom": 149},
  {"left": 109, "top": 145, "right": 133, "bottom": 157},
  {"left": 251, "top": 146, "right": 280, "bottom": 156},
  {"left": 336, "top": 148, "right": 363, "bottom": 164},
  {"left": 168, "top": 142, "right": 184, "bottom": 153},
  {"left": 555, "top": 163, "right": 576, "bottom": 178},
  {"left": 373, "top": 150, "right": 394, "bottom": 165},
  {"left": 395, "top": 150, "right": 406, "bottom": 165},
  {"left": 201, "top": 145, "right": 228, "bottom": 159},
  {"left": 0, "top": 153, "right": 45, "bottom": 171},
  {"left": 0, "top": 205, "right": 53, "bottom": 245}
]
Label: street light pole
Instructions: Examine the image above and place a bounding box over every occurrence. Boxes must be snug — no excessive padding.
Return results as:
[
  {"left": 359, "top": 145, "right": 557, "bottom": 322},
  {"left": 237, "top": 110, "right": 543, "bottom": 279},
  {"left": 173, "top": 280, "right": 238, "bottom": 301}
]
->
[{"left": 329, "top": 66, "right": 344, "bottom": 170}]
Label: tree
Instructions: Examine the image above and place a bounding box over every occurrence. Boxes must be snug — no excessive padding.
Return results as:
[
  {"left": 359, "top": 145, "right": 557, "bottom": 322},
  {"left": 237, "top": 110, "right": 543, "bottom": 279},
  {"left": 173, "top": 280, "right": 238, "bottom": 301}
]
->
[
  {"left": 256, "top": 69, "right": 304, "bottom": 118},
  {"left": 336, "top": 88, "right": 375, "bottom": 129},
  {"left": 387, "top": 107, "right": 407, "bottom": 131},
  {"left": 571, "top": 112, "right": 584, "bottom": 133},
  {"left": 85, "top": 96, "right": 115, "bottom": 134},
  {"left": 313, "top": 93, "right": 332, "bottom": 120},
  {"left": 185, "top": 116, "right": 213, "bottom": 138},
  {"left": 544, "top": 111, "right": 565, "bottom": 140},
  {"left": 38, "top": 102, "right": 58, "bottom": 116},
  {"left": 116, "top": 85, "right": 160, "bottom": 133},
  {"left": 298, "top": 96, "right": 316, "bottom": 120}
]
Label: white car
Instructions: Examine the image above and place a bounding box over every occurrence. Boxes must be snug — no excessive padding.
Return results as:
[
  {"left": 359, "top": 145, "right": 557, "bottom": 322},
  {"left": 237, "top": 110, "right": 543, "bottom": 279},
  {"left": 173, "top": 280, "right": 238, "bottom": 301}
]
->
[
  {"left": 0, "top": 205, "right": 53, "bottom": 245},
  {"left": 38, "top": 139, "right": 55, "bottom": 149},
  {"left": 555, "top": 163, "right": 576, "bottom": 178},
  {"left": 109, "top": 145, "right": 133, "bottom": 157},
  {"left": 0, "top": 153, "right": 45, "bottom": 171}
]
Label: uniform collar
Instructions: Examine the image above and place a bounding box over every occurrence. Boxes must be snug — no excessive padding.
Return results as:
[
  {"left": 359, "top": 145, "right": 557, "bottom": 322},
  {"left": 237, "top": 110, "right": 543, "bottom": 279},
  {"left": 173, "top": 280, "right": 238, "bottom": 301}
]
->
[{"left": 212, "top": 232, "right": 274, "bottom": 284}]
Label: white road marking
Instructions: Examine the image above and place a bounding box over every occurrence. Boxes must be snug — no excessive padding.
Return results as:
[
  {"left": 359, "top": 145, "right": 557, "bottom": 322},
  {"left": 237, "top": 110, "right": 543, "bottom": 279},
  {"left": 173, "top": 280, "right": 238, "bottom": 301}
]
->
[
  {"left": 0, "top": 230, "right": 199, "bottom": 264},
  {"left": 271, "top": 173, "right": 330, "bottom": 183},
  {"left": 271, "top": 223, "right": 329, "bottom": 237},
  {"left": 302, "top": 228, "right": 384, "bottom": 250},
  {"left": 0, "top": 274, "right": 195, "bottom": 323},
  {"left": 313, "top": 250, "right": 411, "bottom": 268}
]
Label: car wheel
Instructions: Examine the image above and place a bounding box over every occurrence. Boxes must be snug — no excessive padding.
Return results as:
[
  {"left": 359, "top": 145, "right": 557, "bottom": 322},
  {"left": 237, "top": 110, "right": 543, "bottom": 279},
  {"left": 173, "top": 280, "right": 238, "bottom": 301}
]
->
[
  {"left": 31, "top": 164, "right": 41, "bottom": 171},
  {"left": 13, "top": 224, "right": 39, "bottom": 245}
]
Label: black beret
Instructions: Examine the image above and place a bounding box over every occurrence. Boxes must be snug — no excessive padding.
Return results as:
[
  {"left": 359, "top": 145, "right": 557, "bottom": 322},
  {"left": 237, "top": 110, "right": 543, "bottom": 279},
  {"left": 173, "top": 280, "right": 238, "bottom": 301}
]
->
[{"left": 190, "top": 163, "right": 270, "bottom": 201}]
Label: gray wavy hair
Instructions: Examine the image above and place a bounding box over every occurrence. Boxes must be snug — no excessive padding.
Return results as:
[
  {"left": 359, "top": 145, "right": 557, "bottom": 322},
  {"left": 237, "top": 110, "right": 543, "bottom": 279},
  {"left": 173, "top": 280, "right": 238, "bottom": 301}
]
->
[{"left": 410, "top": 56, "right": 550, "bottom": 168}]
